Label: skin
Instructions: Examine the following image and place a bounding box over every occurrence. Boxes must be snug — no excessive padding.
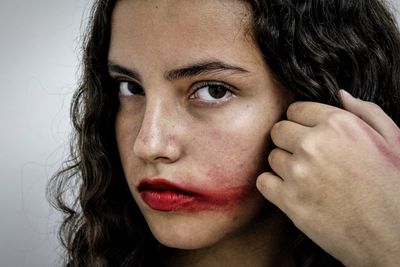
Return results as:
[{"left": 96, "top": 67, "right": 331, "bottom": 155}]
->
[
  {"left": 257, "top": 91, "right": 400, "bottom": 267},
  {"left": 110, "top": 0, "right": 294, "bottom": 266}
]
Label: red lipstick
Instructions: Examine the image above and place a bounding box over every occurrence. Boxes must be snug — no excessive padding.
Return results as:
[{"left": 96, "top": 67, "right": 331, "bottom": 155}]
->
[{"left": 138, "top": 178, "right": 252, "bottom": 212}]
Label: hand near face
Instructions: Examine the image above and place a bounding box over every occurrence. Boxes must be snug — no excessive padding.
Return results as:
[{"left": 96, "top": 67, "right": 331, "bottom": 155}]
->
[{"left": 256, "top": 90, "right": 400, "bottom": 267}]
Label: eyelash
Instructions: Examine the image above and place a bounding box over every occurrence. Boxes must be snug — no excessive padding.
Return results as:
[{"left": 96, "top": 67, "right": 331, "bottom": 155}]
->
[
  {"left": 112, "top": 78, "right": 235, "bottom": 105},
  {"left": 189, "top": 81, "right": 234, "bottom": 104},
  {"left": 114, "top": 79, "right": 144, "bottom": 96}
]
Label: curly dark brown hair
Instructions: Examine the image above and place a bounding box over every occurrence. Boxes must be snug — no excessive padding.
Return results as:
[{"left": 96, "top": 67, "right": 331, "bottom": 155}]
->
[{"left": 48, "top": 0, "right": 400, "bottom": 266}]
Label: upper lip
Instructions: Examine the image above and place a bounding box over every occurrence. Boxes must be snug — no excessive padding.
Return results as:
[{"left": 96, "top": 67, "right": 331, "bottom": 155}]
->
[{"left": 138, "top": 178, "right": 197, "bottom": 196}]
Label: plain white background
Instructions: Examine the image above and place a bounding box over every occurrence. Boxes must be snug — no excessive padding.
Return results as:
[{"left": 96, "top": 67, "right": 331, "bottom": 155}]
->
[{"left": 0, "top": 0, "right": 399, "bottom": 266}]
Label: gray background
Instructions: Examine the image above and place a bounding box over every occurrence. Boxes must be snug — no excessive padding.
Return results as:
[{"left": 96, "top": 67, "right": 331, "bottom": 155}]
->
[
  {"left": 0, "top": 0, "right": 93, "bottom": 266},
  {"left": 0, "top": 0, "right": 399, "bottom": 266}
]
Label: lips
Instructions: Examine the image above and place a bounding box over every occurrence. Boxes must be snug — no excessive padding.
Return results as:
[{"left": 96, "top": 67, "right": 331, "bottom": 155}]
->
[
  {"left": 137, "top": 178, "right": 252, "bottom": 212},
  {"left": 138, "top": 179, "right": 196, "bottom": 211}
]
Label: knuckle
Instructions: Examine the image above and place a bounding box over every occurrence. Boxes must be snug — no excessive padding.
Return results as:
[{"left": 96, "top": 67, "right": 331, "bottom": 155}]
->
[
  {"left": 256, "top": 174, "right": 269, "bottom": 192},
  {"left": 288, "top": 161, "right": 308, "bottom": 179},
  {"left": 270, "top": 122, "right": 282, "bottom": 140},
  {"left": 296, "top": 135, "right": 318, "bottom": 155},
  {"left": 324, "top": 111, "right": 361, "bottom": 138},
  {"left": 324, "top": 111, "right": 354, "bottom": 133},
  {"left": 287, "top": 102, "right": 302, "bottom": 118},
  {"left": 326, "top": 110, "right": 347, "bottom": 125},
  {"left": 268, "top": 148, "right": 279, "bottom": 167}
]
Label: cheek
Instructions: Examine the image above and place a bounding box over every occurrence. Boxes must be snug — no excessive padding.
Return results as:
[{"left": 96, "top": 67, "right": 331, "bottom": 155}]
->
[
  {"left": 205, "top": 164, "right": 254, "bottom": 190},
  {"left": 115, "top": 113, "right": 141, "bottom": 169},
  {"left": 115, "top": 98, "right": 145, "bottom": 147},
  {"left": 193, "top": 122, "right": 272, "bottom": 189},
  {"left": 202, "top": 168, "right": 257, "bottom": 209},
  {"left": 115, "top": 116, "right": 130, "bottom": 155}
]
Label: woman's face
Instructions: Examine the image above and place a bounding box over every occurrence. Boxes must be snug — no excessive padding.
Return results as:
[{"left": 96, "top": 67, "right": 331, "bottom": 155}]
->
[{"left": 110, "top": 0, "right": 290, "bottom": 249}]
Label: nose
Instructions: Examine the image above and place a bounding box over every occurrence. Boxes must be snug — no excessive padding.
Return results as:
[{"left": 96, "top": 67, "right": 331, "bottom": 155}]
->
[{"left": 133, "top": 99, "right": 182, "bottom": 164}]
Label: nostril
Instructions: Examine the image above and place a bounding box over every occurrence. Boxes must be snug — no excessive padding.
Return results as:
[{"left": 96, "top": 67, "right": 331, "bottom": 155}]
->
[{"left": 153, "top": 156, "right": 175, "bottom": 163}]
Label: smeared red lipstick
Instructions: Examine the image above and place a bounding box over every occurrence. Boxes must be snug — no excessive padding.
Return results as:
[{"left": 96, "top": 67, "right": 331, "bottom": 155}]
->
[
  {"left": 138, "top": 180, "right": 195, "bottom": 211},
  {"left": 138, "top": 178, "right": 252, "bottom": 212}
]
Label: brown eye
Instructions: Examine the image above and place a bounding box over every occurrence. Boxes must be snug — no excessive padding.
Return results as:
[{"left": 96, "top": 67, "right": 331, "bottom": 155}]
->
[
  {"left": 191, "top": 83, "right": 233, "bottom": 103},
  {"left": 119, "top": 81, "right": 144, "bottom": 96},
  {"left": 208, "top": 84, "right": 229, "bottom": 99}
]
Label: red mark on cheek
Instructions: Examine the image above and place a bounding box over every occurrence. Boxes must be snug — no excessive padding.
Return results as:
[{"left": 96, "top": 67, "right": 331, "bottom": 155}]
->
[{"left": 194, "top": 185, "right": 255, "bottom": 211}]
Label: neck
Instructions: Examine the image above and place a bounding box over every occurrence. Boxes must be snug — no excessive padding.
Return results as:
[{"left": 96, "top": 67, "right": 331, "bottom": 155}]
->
[{"left": 163, "top": 208, "right": 296, "bottom": 267}]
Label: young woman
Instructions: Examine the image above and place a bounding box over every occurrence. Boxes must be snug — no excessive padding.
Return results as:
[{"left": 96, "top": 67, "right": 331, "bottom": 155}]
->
[{"left": 49, "top": 0, "right": 400, "bottom": 266}]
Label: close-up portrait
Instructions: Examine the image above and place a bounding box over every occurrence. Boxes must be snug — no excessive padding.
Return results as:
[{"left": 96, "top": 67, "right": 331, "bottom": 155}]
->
[{"left": 2, "top": 0, "right": 400, "bottom": 266}]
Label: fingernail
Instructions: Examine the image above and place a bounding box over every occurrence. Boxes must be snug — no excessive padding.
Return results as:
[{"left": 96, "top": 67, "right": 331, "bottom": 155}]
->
[{"left": 339, "top": 89, "right": 354, "bottom": 100}]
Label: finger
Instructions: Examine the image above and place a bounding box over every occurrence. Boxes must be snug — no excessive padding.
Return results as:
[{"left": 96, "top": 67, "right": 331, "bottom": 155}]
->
[
  {"left": 271, "top": 120, "right": 310, "bottom": 153},
  {"left": 339, "top": 89, "right": 399, "bottom": 141},
  {"left": 287, "top": 101, "right": 342, "bottom": 127},
  {"left": 256, "top": 172, "right": 286, "bottom": 211},
  {"left": 268, "top": 148, "right": 293, "bottom": 180}
]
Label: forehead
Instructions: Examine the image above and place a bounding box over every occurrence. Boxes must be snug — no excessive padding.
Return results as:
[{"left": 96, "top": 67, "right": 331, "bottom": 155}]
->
[
  {"left": 109, "top": 0, "right": 258, "bottom": 69},
  {"left": 111, "top": 0, "right": 252, "bottom": 37}
]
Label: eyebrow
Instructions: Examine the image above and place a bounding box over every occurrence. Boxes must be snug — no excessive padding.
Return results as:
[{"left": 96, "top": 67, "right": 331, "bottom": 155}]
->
[
  {"left": 108, "top": 62, "right": 141, "bottom": 80},
  {"left": 108, "top": 60, "right": 249, "bottom": 81}
]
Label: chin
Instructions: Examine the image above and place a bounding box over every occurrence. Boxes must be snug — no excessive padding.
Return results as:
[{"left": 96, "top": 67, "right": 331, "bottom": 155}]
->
[
  {"left": 149, "top": 219, "right": 228, "bottom": 250},
  {"left": 140, "top": 193, "right": 268, "bottom": 250},
  {"left": 156, "top": 234, "right": 218, "bottom": 250},
  {"left": 142, "top": 211, "right": 235, "bottom": 250}
]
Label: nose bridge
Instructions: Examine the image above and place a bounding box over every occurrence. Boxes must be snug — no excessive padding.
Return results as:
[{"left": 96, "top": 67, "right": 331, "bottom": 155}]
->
[
  {"left": 141, "top": 99, "right": 168, "bottom": 144},
  {"left": 133, "top": 95, "right": 180, "bottom": 162}
]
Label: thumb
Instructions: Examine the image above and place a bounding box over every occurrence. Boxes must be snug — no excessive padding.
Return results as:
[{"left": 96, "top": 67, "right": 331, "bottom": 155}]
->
[{"left": 339, "top": 89, "right": 398, "bottom": 140}]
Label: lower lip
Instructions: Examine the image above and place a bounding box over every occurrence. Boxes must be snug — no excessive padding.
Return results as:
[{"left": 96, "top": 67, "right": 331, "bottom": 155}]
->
[{"left": 140, "top": 191, "right": 195, "bottom": 211}]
